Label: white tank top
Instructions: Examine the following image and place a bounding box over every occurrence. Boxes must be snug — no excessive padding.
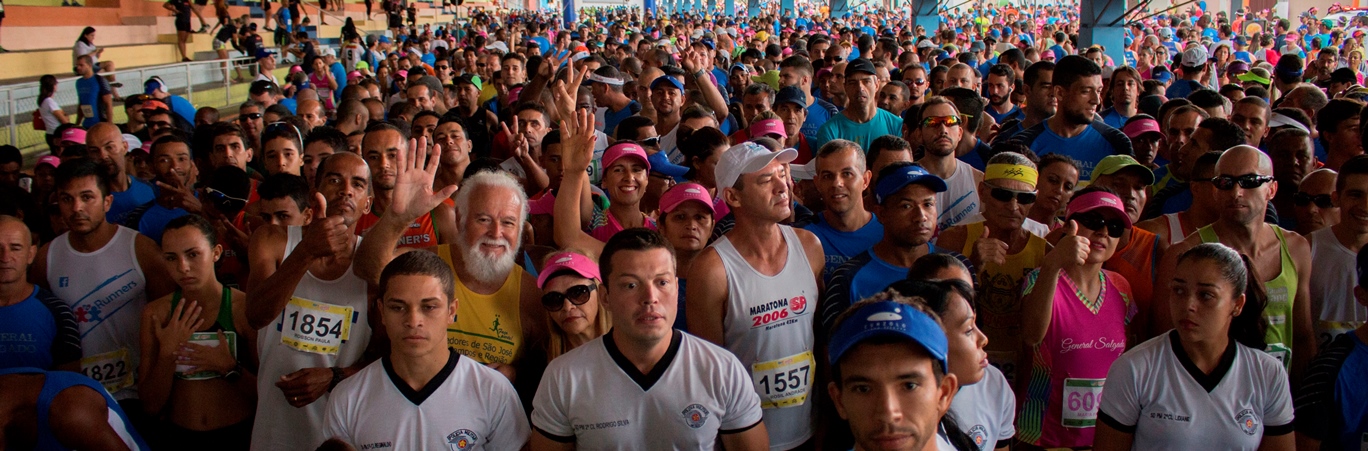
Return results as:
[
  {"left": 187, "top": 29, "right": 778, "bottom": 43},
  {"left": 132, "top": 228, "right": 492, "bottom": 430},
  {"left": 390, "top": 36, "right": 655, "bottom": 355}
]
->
[
  {"left": 714, "top": 225, "right": 817, "bottom": 450},
  {"left": 252, "top": 226, "right": 372, "bottom": 451},
  {"left": 936, "top": 160, "right": 981, "bottom": 233},
  {"left": 1308, "top": 227, "right": 1367, "bottom": 350},
  {"left": 1164, "top": 213, "right": 1186, "bottom": 245},
  {"left": 46, "top": 226, "right": 147, "bottom": 400}
]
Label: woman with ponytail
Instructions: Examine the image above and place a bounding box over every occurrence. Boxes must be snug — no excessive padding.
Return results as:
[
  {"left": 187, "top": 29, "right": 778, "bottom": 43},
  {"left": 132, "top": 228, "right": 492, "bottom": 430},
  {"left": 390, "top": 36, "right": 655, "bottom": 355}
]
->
[{"left": 1094, "top": 242, "right": 1294, "bottom": 450}]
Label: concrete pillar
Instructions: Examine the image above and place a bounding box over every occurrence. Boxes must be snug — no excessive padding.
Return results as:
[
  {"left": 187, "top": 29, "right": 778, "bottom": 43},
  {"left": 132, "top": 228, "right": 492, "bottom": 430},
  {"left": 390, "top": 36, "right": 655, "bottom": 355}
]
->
[
  {"left": 1079, "top": 0, "right": 1126, "bottom": 68},
  {"left": 909, "top": 0, "right": 939, "bottom": 34},
  {"left": 725, "top": 0, "right": 734, "bottom": 17}
]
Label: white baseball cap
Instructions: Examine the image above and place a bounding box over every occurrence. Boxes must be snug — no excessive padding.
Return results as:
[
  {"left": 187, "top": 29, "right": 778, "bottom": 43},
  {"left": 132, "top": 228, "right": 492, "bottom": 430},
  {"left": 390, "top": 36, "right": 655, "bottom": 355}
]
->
[
  {"left": 715, "top": 142, "right": 798, "bottom": 190},
  {"left": 1182, "top": 45, "right": 1208, "bottom": 67}
]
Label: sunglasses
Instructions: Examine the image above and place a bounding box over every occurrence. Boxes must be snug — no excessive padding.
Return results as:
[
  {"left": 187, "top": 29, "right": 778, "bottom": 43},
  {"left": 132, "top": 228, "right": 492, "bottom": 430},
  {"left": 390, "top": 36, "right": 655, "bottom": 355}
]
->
[
  {"left": 436, "top": 65, "right": 450, "bottom": 70},
  {"left": 1293, "top": 192, "right": 1334, "bottom": 208},
  {"left": 920, "top": 115, "right": 964, "bottom": 128},
  {"left": 1211, "top": 174, "right": 1274, "bottom": 190},
  {"left": 1068, "top": 212, "right": 1126, "bottom": 238},
  {"left": 911, "top": 78, "right": 927, "bottom": 85},
  {"left": 541, "top": 282, "right": 597, "bottom": 311},
  {"left": 638, "top": 137, "right": 661, "bottom": 147},
  {"left": 988, "top": 186, "right": 1037, "bottom": 204},
  {"left": 238, "top": 112, "right": 263, "bottom": 121}
]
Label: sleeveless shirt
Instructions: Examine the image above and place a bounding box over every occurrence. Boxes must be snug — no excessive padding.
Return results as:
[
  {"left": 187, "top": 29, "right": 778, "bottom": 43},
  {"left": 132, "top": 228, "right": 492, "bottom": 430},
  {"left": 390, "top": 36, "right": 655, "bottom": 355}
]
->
[
  {"left": 1198, "top": 225, "right": 1298, "bottom": 367},
  {"left": 959, "top": 221, "right": 1048, "bottom": 389},
  {"left": 436, "top": 245, "right": 528, "bottom": 365}
]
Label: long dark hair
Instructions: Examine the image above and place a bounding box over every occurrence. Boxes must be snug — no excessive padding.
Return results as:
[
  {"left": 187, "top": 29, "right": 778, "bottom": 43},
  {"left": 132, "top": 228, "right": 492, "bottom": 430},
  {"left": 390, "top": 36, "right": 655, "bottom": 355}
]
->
[
  {"left": 77, "top": 27, "right": 96, "bottom": 46},
  {"left": 1176, "top": 243, "right": 1268, "bottom": 350},
  {"left": 38, "top": 75, "right": 58, "bottom": 107}
]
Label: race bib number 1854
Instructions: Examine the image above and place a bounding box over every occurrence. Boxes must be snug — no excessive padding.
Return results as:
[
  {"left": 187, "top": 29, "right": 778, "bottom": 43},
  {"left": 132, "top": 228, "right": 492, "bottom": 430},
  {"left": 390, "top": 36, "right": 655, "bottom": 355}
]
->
[{"left": 278, "top": 297, "right": 354, "bottom": 355}]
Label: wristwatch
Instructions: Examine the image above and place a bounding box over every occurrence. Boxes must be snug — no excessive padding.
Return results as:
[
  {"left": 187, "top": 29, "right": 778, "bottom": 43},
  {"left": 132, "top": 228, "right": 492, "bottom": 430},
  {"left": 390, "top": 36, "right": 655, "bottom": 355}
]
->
[{"left": 328, "top": 367, "right": 344, "bottom": 392}]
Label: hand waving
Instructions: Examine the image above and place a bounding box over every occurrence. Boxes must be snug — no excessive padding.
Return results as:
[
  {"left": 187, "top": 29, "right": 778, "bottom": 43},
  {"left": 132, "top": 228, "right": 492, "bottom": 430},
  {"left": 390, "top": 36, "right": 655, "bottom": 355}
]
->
[
  {"left": 560, "top": 108, "right": 597, "bottom": 174},
  {"left": 388, "top": 136, "right": 459, "bottom": 223}
]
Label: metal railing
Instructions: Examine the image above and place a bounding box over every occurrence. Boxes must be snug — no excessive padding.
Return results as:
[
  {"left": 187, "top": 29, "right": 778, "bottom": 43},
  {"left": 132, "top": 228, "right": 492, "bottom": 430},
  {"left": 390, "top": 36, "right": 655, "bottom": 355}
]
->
[{"left": 0, "top": 55, "right": 261, "bottom": 156}]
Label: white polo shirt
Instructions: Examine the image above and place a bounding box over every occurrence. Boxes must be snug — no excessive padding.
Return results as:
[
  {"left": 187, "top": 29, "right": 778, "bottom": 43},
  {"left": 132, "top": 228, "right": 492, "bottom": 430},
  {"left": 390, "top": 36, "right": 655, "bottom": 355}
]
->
[
  {"left": 531, "top": 330, "right": 764, "bottom": 450},
  {"left": 1098, "top": 332, "right": 1295, "bottom": 449},
  {"left": 948, "top": 364, "right": 1016, "bottom": 451},
  {"left": 326, "top": 350, "right": 530, "bottom": 450}
]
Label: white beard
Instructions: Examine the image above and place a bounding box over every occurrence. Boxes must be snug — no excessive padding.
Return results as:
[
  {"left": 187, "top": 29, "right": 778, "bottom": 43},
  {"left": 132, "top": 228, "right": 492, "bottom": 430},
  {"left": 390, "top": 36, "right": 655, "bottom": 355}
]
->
[{"left": 460, "top": 235, "right": 518, "bottom": 285}]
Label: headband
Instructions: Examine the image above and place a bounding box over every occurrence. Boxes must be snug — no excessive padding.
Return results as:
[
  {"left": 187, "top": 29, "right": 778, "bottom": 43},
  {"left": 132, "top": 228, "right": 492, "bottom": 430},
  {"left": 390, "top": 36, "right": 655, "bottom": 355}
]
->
[
  {"left": 984, "top": 164, "right": 1038, "bottom": 188},
  {"left": 587, "top": 73, "right": 625, "bottom": 86}
]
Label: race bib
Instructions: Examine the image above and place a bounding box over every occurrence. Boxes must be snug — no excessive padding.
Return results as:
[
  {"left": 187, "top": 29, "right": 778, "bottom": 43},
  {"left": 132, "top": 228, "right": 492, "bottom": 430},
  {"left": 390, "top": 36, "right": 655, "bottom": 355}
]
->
[
  {"left": 176, "top": 331, "right": 237, "bottom": 380},
  {"left": 81, "top": 348, "right": 134, "bottom": 394},
  {"left": 1062, "top": 378, "right": 1104, "bottom": 428},
  {"left": 80, "top": 104, "right": 94, "bottom": 118},
  {"left": 278, "top": 297, "right": 354, "bottom": 355},
  {"left": 751, "top": 351, "right": 813, "bottom": 409}
]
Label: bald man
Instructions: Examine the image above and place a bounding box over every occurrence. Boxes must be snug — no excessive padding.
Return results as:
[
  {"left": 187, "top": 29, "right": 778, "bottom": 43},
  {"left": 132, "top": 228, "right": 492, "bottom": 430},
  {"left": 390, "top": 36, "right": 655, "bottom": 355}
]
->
[
  {"left": 297, "top": 100, "right": 327, "bottom": 133},
  {"left": 945, "top": 63, "right": 980, "bottom": 91},
  {"left": 1154, "top": 145, "right": 1315, "bottom": 382},
  {"left": 0, "top": 217, "right": 80, "bottom": 372},
  {"left": 1294, "top": 169, "right": 1340, "bottom": 237},
  {"left": 85, "top": 123, "right": 154, "bottom": 224}
]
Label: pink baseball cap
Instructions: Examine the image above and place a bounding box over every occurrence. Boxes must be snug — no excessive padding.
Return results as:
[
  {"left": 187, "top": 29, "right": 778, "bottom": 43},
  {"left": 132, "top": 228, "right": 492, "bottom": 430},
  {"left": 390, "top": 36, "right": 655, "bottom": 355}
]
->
[
  {"left": 60, "top": 128, "right": 86, "bottom": 145},
  {"left": 1065, "top": 190, "right": 1132, "bottom": 228},
  {"left": 36, "top": 155, "right": 61, "bottom": 169},
  {"left": 1121, "top": 116, "right": 1161, "bottom": 140},
  {"left": 536, "top": 251, "right": 601, "bottom": 289},
  {"left": 289, "top": 65, "right": 305, "bottom": 74},
  {"left": 602, "top": 142, "right": 651, "bottom": 170},
  {"left": 749, "top": 118, "right": 787, "bottom": 140},
  {"left": 659, "top": 182, "right": 715, "bottom": 215}
]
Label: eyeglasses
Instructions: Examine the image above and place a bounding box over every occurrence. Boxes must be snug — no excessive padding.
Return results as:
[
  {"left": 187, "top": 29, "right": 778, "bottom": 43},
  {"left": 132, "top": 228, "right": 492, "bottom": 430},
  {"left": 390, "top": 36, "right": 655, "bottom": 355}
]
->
[
  {"left": 1211, "top": 174, "right": 1274, "bottom": 190},
  {"left": 921, "top": 115, "right": 964, "bottom": 128},
  {"left": 1067, "top": 212, "right": 1127, "bottom": 238},
  {"left": 238, "top": 113, "right": 263, "bottom": 121},
  {"left": 1293, "top": 192, "right": 1334, "bottom": 208},
  {"left": 541, "top": 282, "right": 597, "bottom": 311},
  {"left": 638, "top": 137, "right": 661, "bottom": 148},
  {"left": 987, "top": 186, "right": 1037, "bottom": 204}
]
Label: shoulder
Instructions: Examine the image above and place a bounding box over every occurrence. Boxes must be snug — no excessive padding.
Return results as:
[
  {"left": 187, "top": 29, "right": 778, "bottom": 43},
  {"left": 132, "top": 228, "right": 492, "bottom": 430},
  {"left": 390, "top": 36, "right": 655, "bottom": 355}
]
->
[
  {"left": 1113, "top": 333, "right": 1170, "bottom": 370},
  {"left": 791, "top": 226, "right": 823, "bottom": 252},
  {"left": 250, "top": 224, "right": 290, "bottom": 247},
  {"left": 1279, "top": 227, "right": 1311, "bottom": 255}
]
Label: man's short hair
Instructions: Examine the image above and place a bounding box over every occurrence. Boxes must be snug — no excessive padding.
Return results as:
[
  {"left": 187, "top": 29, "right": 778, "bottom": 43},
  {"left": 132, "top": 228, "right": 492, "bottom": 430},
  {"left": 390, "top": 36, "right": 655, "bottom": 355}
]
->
[
  {"left": 939, "top": 87, "right": 985, "bottom": 133},
  {"left": 379, "top": 249, "right": 457, "bottom": 304},
  {"left": 257, "top": 173, "right": 312, "bottom": 212},
  {"left": 1023, "top": 60, "right": 1056, "bottom": 88},
  {"left": 304, "top": 126, "right": 351, "bottom": 154},
  {"left": 1316, "top": 98, "right": 1364, "bottom": 137},
  {"left": 987, "top": 64, "right": 1016, "bottom": 85},
  {"left": 1337, "top": 155, "right": 1368, "bottom": 191},
  {"left": 779, "top": 55, "right": 814, "bottom": 77},
  {"left": 1199, "top": 117, "right": 1248, "bottom": 151},
  {"left": 54, "top": 158, "right": 110, "bottom": 196},
  {"left": 1051, "top": 55, "right": 1102, "bottom": 91},
  {"left": 0, "top": 145, "right": 21, "bottom": 167},
  {"left": 599, "top": 227, "right": 675, "bottom": 282}
]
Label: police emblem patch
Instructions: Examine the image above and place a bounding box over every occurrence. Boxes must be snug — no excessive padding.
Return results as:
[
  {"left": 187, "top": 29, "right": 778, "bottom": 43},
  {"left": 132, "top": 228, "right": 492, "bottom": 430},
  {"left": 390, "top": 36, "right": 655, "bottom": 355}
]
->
[
  {"left": 1235, "top": 409, "right": 1259, "bottom": 436},
  {"left": 447, "top": 429, "right": 479, "bottom": 450},
  {"left": 682, "top": 403, "right": 711, "bottom": 429}
]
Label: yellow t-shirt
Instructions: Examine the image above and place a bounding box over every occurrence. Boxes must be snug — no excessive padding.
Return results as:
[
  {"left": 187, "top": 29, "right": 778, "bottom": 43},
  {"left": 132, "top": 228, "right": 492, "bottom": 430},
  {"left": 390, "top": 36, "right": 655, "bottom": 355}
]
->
[
  {"left": 478, "top": 83, "right": 498, "bottom": 106},
  {"left": 437, "top": 246, "right": 526, "bottom": 365}
]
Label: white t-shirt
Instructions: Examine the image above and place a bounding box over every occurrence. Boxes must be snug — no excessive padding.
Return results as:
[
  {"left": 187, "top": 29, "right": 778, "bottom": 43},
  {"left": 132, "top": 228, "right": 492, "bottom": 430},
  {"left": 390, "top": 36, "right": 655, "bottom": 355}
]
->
[
  {"left": 1098, "top": 332, "right": 1295, "bottom": 450},
  {"left": 531, "top": 331, "right": 764, "bottom": 450},
  {"left": 949, "top": 365, "right": 1016, "bottom": 451},
  {"left": 74, "top": 40, "right": 98, "bottom": 67},
  {"left": 326, "top": 350, "right": 530, "bottom": 450},
  {"left": 1309, "top": 227, "right": 1367, "bottom": 349},
  {"left": 40, "top": 97, "right": 62, "bottom": 135}
]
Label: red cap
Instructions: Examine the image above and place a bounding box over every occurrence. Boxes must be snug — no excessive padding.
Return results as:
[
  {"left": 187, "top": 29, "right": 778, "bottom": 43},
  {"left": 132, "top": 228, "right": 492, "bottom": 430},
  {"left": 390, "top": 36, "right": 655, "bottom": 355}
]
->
[
  {"left": 1121, "top": 117, "right": 1161, "bottom": 139},
  {"left": 36, "top": 155, "right": 61, "bottom": 169}
]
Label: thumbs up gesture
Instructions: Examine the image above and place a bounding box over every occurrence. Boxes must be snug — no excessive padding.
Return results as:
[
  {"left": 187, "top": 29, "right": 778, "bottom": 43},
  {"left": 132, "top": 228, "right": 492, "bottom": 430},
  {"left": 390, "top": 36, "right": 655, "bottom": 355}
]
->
[
  {"left": 1046, "top": 220, "right": 1091, "bottom": 269},
  {"left": 299, "top": 192, "right": 351, "bottom": 260},
  {"left": 972, "top": 223, "right": 1009, "bottom": 267}
]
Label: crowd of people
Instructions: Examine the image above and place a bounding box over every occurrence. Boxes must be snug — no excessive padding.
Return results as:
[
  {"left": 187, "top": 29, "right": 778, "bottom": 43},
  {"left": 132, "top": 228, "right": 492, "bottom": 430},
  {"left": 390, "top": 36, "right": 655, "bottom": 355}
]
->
[{"left": 4, "top": 0, "right": 1368, "bottom": 450}]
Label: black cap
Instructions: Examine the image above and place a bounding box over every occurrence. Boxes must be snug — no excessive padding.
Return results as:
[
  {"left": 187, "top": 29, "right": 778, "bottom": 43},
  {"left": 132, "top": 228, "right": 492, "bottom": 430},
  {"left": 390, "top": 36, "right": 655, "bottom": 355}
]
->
[
  {"left": 776, "top": 86, "right": 807, "bottom": 107},
  {"left": 845, "top": 58, "right": 877, "bottom": 77},
  {"left": 249, "top": 80, "right": 280, "bottom": 96},
  {"left": 1332, "top": 67, "right": 1358, "bottom": 84}
]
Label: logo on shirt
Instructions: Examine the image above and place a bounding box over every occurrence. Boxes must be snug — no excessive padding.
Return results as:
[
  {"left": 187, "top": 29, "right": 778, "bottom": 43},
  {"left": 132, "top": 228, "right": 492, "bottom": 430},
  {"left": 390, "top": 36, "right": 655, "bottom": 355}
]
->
[
  {"left": 749, "top": 294, "right": 809, "bottom": 329},
  {"left": 446, "top": 429, "right": 479, "bottom": 450},
  {"left": 59, "top": 276, "right": 69, "bottom": 288},
  {"left": 968, "top": 425, "right": 989, "bottom": 447},
  {"left": 1235, "top": 408, "right": 1259, "bottom": 435},
  {"left": 681, "top": 404, "right": 711, "bottom": 429}
]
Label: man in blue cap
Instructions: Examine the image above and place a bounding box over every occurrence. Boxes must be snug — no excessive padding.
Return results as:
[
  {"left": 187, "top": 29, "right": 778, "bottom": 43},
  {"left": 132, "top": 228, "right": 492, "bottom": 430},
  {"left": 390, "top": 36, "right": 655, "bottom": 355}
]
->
[
  {"left": 143, "top": 76, "right": 196, "bottom": 125},
  {"left": 826, "top": 296, "right": 960, "bottom": 451}
]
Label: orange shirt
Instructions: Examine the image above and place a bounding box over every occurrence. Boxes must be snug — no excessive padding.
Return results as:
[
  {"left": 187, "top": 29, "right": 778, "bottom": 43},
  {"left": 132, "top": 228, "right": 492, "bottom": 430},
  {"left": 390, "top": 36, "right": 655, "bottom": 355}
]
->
[
  {"left": 1103, "top": 226, "right": 1160, "bottom": 317},
  {"left": 354, "top": 199, "right": 454, "bottom": 248}
]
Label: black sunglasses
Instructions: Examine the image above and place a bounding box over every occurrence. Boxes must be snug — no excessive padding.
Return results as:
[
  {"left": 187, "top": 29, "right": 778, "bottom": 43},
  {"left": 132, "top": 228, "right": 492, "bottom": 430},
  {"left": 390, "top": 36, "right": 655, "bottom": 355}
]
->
[
  {"left": 541, "top": 282, "right": 597, "bottom": 312},
  {"left": 638, "top": 137, "right": 661, "bottom": 148},
  {"left": 1211, "top": 174, "right": 1274, "bottom": 190},
  {"left": 1293, "top": 192, "right": 1334, "bottom": 208},
  {"left": 988, "top": 186, "right": 1037, "bottom": 204},
  {"left": 1068, "top": 212, "right": 1126, "bottom": 238},
  {"left": 238, "top": 112, "right": 263, "bottom": 121}
]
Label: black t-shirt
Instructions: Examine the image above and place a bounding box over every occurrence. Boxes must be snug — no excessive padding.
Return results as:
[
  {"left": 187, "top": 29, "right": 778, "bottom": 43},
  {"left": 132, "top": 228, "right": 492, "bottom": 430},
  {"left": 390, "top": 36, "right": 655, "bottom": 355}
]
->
[
  {"left": 215, "top": 23, "right": 237, "bottom": 42},
  {"left": 168, "top": 0, "right": 191, "bottom": 20}
]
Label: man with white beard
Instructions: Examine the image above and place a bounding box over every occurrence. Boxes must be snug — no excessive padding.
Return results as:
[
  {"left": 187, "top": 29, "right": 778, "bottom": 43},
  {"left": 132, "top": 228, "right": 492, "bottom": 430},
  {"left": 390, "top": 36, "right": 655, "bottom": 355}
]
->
[{"left": 354, "top": 142, "right": 544, "bottom": 382}]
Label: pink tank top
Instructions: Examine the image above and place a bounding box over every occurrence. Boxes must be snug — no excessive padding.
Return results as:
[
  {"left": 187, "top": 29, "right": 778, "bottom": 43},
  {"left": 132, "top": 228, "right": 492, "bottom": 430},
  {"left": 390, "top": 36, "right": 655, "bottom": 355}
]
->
[{"left": 1019, "top": 269, "right": 1134, "bottom": 448}]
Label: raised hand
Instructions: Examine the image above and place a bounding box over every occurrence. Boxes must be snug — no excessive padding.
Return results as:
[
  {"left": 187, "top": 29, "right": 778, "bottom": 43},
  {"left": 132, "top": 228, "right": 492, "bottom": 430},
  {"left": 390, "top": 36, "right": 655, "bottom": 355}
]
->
[
  {"left": 560, "top": 109, "right": 597, "bottom": 174},
  {"left": 972, "top": 223, "right": 1009, "bottom": 267},
  {"left": 1046, "top": 220, "right": 1090, "bottom": 269},
  {"left": 156, "top": 179, "right": 204, "bottom": 214},
  {"left": 154, "top": 300, "right": 203, "bottom": 358},
  {"left": 388, "top": 136, "right": 458, "bottom": 223},
  {"left": 298, "top": 193, "right": 350, "bottom": 260}
]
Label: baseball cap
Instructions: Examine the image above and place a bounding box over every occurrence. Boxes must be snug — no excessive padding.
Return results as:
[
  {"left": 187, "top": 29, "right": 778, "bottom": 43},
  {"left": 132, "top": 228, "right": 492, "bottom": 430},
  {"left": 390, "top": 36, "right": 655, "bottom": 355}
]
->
[
  {"left": 650, "top": 75, "right": 684, "bottom": 92},
  {"left": 827, "top": 300, "right": 948, "bottom": 372},
  {"left": 536, "top": 251, "right": 601, "bottom": 289},
  {"left": 36, "top": 155, "right": 61, "bottom": 169},
  {"left": 1226, "top": 60, "right": 1250, "bottom": 74},
  {"left": 752, "top": 70, "right": 781, "bottom": 90},
  {"left": 1238, "top": 67, "right": 1272, "bottom": 85},
  {"left": 1121, "top": 116, "right": 1162, "bottom": 141},
  {"left": 143, "top": 76, "right": 167, "bottom": 95},
  {"left": 1065, "top": 190, "right": 1132, "bottom": 228},
  {"left": 255, "top": 48, "right": 276, "bottom": 60},
  {"left": 1275, "top": 55, "right": 1304, "bottom": 80},
  {"left": 1181, "top": 45, "right": 1208, "bottom": 67},
  {"left": 775, "top": 86, "right": 807, "bottom": 107},
  {"left": 379, "top": 35, "right": 391, "bottom": 44},
  {"left": 1268, "top": 112, "right": 1310, "bottom": 133},
  {"left": 453, "top": 73, "right": 482, "bottom": 91},
  {"left": 715, "top": 142, "right": 798, "bottom": 191},
  {"left": 845, "top": 58, "right": 877, "bottom": 77},
  {"left": 874, "top": 163, "right": 947, "bottom": 204},
  {"left": 731, "top": 63, "right": 752, "bottom": 75},
  {"left": 1151, "top": 66, "right": 1173, "bottom": 83},
  {"left": 1091, "top": 154, "right": 1155, "bottom": 186},
  {"left": 140, "top": 99, "right": 170, "bottom": 111},
  {"left": 969, "top": 41, "right": 985, "bottom": 51},
  {"left": 602, "top": 142, "right": 651, "bottom": 170},
  {"left": 122, "top": 134, "right": 141, "bottom": 154},
  {"left": 60, "top": 128, "right": 86, "bottom": 145},
  {"left": 659, "top": 182, "right": 715, "bottom": 215},
  {"left": 916, "top": 39, "right": 935, "bottom": 49},
  {"left": 749, "top": 118, "right": 787, "bottom": 140}
]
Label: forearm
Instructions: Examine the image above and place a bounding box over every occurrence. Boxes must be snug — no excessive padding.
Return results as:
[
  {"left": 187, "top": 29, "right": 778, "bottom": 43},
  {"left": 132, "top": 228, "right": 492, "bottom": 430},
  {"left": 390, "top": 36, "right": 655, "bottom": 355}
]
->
[
  {"left": 553, "top": 169, "right": 599, "bottom": 251},
  {"left": 1021, "top": 265, "right": 1062, "bottom": 345},
  {"left": 246, "top": 251, "right": 314, "bottom": 328},
  {"left": 692, "top": 70, "right": 729, "bottom": 119},
  {"left": 353, "top": 215, "right": 409, "bottom": 285},
  {"left": 138, "top": 351, "right": 181, "bottom": 415},
  {"left": 99, "top": 95, "right": 113, "bottom": 123},
  {"left": 518, "top": 155, "right": 550, "bottom": 194}
]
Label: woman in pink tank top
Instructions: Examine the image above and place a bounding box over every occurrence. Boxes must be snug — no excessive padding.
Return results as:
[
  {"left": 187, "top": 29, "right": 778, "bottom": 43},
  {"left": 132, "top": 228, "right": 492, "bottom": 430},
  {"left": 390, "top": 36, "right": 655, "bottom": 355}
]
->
[{"left": 1018, "top": 188, "right": 1137, "bottom": 447}]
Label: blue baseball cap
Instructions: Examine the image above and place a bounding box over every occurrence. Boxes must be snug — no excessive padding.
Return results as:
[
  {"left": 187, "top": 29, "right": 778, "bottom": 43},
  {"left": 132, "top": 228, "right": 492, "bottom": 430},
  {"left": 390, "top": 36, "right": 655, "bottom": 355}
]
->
[
  {"left": 875, "top": 163, "right": 947, "bottom": 204},
  {"left": 649, "top": 75, "right": 685, "bottom": 92},
  {"left": 379, "top": 35, "right": 391, "bottom": 44},
  {"left": 1152, "top": 66, "right": 1173, "bottom": 83},
  {"left": 828, "top": 300, "right": 949, "bottom": 372},
  {"left": 647, "top": 150, "right": 691, "bottom": 181}
]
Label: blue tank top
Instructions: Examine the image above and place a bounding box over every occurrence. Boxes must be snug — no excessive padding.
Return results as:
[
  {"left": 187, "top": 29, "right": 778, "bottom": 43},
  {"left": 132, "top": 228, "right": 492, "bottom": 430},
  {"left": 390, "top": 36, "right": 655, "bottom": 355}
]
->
[{"left": 0, "top": 367, "right": 149, "bottom": 450}]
